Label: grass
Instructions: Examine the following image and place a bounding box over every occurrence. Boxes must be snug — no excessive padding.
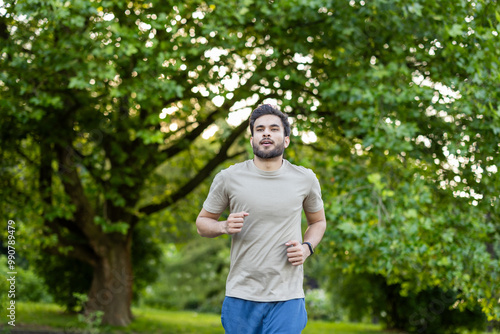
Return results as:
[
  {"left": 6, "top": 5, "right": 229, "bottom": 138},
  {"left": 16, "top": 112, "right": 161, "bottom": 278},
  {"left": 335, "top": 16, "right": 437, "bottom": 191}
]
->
[
  {"left": 7, "top": 302, "right": 498, "bottom": 334},
  {"left": 305, "top": 321, "right": 389, "bottom": 334},
  {"left": 7, "top": 302, "right": 391, "bottom": 334},
  {"left": 127, "top": 307, "right": 388, "bottom": 334}
]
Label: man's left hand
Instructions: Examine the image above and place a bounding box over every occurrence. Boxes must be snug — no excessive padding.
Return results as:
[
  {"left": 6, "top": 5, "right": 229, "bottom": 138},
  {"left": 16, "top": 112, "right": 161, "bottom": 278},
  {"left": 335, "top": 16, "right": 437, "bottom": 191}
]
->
[{"left": 285, "top": 240, "right": 310, "bottom": 266}]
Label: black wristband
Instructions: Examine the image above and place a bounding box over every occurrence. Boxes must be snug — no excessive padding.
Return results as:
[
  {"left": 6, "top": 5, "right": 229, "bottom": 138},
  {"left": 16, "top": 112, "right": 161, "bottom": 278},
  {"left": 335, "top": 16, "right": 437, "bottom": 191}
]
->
[{"left": 302, "top": 241, "right": 314, "bottom": 255}]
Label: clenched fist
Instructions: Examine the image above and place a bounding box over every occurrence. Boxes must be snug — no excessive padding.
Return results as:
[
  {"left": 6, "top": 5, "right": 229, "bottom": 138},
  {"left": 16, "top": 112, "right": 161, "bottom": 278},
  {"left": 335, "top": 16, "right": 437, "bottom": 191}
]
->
[
  {"left": 285, "top": 240, "right": 310, "bottom": 266},
  {"left": 224, "top": 211, "right": 249, "bottom": 235}
]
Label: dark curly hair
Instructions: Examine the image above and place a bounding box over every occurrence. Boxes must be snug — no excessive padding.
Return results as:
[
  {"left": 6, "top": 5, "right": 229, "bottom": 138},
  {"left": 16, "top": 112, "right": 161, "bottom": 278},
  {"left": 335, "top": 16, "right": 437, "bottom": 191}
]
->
[{"left": 249, "top": 104, "right": 291, "bottom": 137}]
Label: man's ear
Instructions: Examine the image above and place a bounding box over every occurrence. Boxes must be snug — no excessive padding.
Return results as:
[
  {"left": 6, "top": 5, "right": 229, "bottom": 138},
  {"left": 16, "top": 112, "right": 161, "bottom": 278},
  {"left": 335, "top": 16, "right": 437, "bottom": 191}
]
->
[
  {"left": 284, "top": 136, "right": 290, "bottom": 148},
  {"left": 250, "top": 137, "right": 254, "bottom": 148}
]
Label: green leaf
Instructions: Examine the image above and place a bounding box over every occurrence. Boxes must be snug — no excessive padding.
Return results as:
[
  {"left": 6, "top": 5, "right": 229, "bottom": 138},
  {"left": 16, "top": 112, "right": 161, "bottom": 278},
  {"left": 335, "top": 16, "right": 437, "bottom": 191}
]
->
[{"left": 448, "top": 23, "right": 464, "bottom": 37}]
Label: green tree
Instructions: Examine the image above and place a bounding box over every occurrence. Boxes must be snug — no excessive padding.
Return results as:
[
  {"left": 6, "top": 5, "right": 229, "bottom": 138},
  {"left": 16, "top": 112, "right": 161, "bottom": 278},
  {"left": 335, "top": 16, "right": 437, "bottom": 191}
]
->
[
  {"left": 0, "top": 0, "right": 253, "bottom": 325},
  {"left": 283, "top": 0, "right": 500, "bottom": 322},
  {"left": 1, "top": 0, "right": 499, "bottom": 327}
]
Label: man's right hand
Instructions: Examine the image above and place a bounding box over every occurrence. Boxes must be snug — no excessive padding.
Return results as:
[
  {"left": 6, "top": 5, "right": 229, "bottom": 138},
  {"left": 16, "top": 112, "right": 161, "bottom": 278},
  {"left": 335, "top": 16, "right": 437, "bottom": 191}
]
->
[{"left": 224, "top": 211, "right": 249, "bottom": 235}]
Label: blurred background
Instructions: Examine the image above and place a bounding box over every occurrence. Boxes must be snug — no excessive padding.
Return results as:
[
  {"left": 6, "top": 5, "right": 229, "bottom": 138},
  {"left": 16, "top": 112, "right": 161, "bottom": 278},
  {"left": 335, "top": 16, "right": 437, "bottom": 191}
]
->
[{"left": 1, "top": 0, "right": 499, "bottom": 333}]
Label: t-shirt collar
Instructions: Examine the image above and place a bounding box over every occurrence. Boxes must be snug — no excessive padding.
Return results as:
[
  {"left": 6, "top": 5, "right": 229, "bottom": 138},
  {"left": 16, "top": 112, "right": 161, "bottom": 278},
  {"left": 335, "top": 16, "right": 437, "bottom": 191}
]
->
[{"left": 249, "top": 159, "right": 288, "bottom": 176}]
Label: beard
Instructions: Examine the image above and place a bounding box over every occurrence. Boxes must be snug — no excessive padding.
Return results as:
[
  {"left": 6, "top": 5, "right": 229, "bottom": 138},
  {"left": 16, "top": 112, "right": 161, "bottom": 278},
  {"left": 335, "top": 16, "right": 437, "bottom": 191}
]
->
[{"left": 252, "top": 139, "right": 285, "bottom": 159}]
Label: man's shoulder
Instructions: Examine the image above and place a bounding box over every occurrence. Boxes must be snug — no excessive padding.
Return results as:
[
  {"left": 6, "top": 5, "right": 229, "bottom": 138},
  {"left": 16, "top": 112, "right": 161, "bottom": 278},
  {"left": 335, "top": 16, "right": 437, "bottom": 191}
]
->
[
  {"left": 219, "top": 160, "right": 252, "bottom": 175},
  {"left": 285, "top": 160, "right": 317, "bottom": 178}
]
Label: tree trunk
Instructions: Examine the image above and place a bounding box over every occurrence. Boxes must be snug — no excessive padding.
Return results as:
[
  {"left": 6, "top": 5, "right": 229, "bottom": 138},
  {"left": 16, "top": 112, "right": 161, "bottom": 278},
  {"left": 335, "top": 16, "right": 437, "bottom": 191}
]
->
[{"left": 86, "top": 237, "right": 133, "bottom": 326}]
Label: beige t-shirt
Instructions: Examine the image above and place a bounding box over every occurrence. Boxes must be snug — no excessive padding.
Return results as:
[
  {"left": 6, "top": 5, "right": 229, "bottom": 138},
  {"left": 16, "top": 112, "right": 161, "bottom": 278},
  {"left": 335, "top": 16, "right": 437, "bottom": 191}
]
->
[{"left": 203, "top": 159, "right": 324, "bottom": 302}]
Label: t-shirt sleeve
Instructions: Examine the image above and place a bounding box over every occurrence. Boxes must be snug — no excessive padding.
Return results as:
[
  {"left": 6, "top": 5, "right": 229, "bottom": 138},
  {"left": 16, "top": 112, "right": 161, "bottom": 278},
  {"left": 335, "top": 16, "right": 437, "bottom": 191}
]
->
[
  {"left": 303, "top": 172, "right": 324, "bottom": 213},
  {"left": 203, "top": 171, "right": 229, "bottom": 214}
]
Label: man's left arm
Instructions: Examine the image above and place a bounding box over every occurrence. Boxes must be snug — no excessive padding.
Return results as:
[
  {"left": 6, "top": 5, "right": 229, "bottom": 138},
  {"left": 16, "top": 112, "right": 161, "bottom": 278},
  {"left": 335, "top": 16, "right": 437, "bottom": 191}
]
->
[{"left": 286, "top": 209, "right": 327, "bottom": 266}]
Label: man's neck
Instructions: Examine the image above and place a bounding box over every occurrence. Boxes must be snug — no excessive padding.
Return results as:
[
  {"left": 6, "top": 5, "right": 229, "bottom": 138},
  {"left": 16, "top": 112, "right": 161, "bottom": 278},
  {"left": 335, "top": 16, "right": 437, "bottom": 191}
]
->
[{"left": 253, "top": 156, "right": 284, "bottom": 171}]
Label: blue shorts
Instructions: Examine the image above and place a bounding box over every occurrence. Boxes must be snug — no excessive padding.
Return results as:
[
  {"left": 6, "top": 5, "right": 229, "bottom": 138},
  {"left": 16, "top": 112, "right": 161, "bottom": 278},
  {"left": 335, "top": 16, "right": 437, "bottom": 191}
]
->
[{"left": 221, "top": 296, "right": 308, "bottom": 334}]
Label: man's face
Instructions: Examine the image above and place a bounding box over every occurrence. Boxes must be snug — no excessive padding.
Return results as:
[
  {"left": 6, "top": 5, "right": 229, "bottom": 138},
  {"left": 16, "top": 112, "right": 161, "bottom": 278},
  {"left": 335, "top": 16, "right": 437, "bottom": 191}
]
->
[{"left": 250, "top": 115, "right": 290, "bottom": 159}]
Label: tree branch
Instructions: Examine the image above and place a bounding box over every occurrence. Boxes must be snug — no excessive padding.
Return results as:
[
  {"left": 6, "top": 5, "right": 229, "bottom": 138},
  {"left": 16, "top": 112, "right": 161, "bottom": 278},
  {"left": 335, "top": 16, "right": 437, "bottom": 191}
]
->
[
  {"left": 71, "top": 147, "right": 107, "bottom": 188},
  {"left": 160, "top": 107, "right": 220, "bottom": 158},
  {"left": 42, "top": 215, "right": 99, "bottom": 267},
  {"left": 227, "top": 150, "right": 248, "bottom": 160},
  {"left": 39, "top": 141, "right": 52, "bottom": 205},
  {"left": 139, "top": 119, "right": 250, "bottom": 215},
  {"left": 294, "top": 141, "right": 326, "bottom": 153},
  {"left": 16, "top": 147, "right": 39, "bottom": 167},
  {"left": 43, "top": 242, "right": 99, "bottom": 267},
  {"left": 55, "top": 144, "right": 102, "bottom": 243}
]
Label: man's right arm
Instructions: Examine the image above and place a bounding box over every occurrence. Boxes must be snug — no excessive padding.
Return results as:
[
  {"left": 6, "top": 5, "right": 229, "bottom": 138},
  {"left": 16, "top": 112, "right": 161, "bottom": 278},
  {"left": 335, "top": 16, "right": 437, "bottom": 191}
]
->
[{"left": 196, "top": 209, "right": 249, "bottom": 238}]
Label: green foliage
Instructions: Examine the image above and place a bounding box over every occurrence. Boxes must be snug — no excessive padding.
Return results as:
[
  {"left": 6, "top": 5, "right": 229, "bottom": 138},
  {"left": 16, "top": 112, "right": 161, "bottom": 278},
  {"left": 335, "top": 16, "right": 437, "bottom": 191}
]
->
[
  {"left": 141, "top": 238, "right": 230, "bottom": 313},
  {"left": 305, "top": 289, "right": 339, "bottom": 321},
  {"left": 1, "top": 0, "right": 499, "bottom": 326},
  {"left": 0, "top": 259, "right": 9, "bottom": 311},
  {"left": 73, "top": 293, "right": 107, "bottom": 334},
  {"left": 33, "top": 254, "right": 93, "bottom": 311},
  {"left": 328, "top": 273, "right": 487, "bottom": 333},
  {"left": 308, "top": 140, "right": 499, "bottom": 319},
  {"left": 0, "top": 254, "right": 52, "bottom": 304},
  {"left": 383, "top": 287, "right": 486, "bottom": 334},
  {"left": 131, "top": 222, "right": 163, "bottom": 300},
  {"left": 14, "top": 266, "right": 52, "bottom": 303}
]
